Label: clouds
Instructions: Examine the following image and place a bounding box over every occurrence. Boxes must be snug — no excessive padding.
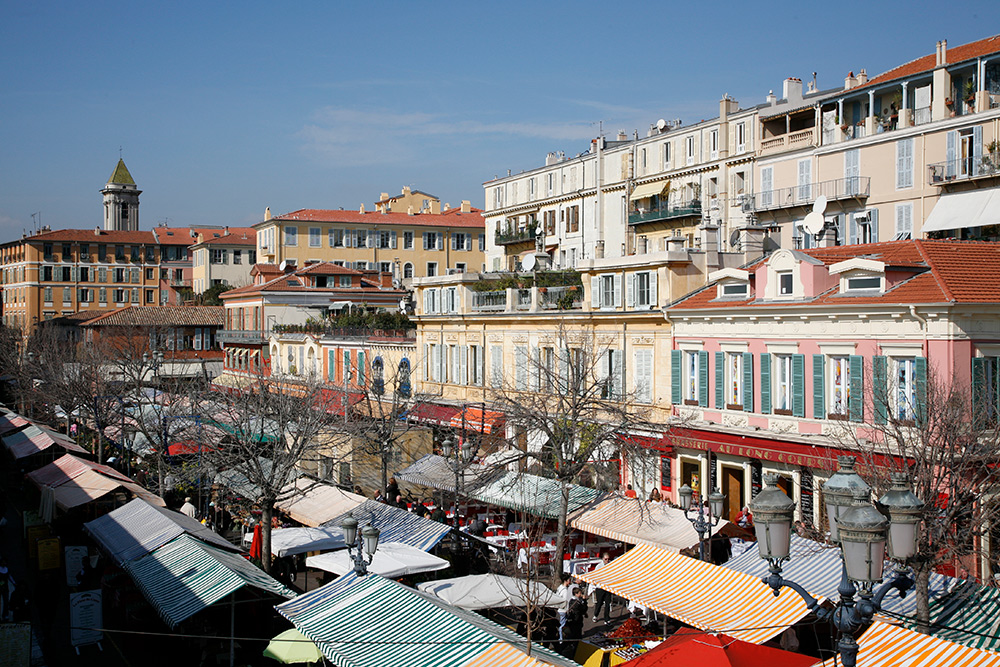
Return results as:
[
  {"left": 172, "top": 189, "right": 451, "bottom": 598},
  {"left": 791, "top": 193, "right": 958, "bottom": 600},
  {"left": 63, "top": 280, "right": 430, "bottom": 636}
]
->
[{"left": 296, "top": 106, "right": 598, "bottom": 167}]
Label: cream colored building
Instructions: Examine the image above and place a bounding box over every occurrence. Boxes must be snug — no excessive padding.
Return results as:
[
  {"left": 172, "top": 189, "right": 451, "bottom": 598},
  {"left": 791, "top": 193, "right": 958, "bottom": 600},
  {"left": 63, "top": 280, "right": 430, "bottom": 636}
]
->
[{"left": 190, "top": 227, "right": 257, "bottom": 294}]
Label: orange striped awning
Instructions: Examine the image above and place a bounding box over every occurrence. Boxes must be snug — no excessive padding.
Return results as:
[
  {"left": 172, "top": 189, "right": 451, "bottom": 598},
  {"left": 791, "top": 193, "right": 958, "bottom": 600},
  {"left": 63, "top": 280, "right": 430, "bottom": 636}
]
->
[
  {"left": 820, "top": 621, "right": 1000, "bottom": 667},
  {"left": 577, "top": 543, "right": 817, "bottom": 644},
  {"left": 450, "top": 407, "right": 504, "bottom": 435}
]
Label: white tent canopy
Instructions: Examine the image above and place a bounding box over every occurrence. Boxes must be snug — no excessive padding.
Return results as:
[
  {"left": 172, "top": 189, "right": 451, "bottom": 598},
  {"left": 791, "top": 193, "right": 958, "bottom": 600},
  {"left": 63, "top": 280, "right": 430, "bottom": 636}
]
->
[
  {"left": 250, "top": 526, "right": 347, "bottom": 558},
  {"left": 305, "top": 542, "right": 449, "bottom": 579},
  {"left": 418, "top": 573, "right": 561, "bottom": 610}
]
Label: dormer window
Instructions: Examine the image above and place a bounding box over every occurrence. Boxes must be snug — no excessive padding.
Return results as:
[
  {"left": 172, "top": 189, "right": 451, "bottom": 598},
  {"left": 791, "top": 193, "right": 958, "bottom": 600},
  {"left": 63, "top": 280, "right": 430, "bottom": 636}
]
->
[
  {"left": 846, "top": 276, "right": 881, "bottom": 291},
  {"left": 830, "top": 257, "right": 886, "bottom": 294},
  {"left": 709, "top": 267, "right": 750, "bottom": 300},
  {"left": 722, "top": 283, "right": 748, "bottom": 297}
]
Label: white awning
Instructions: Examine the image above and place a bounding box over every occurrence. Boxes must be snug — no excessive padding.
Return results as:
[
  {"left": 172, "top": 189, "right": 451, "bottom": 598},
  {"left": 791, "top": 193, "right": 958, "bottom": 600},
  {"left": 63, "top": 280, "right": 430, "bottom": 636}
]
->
[
  {"left": 305, "top": 542, "right": 450, "bottom": 578},
  {"left": 629, "top": 180, "right": 670, "bottom": 201},
  {"left": 922, "top": 189, "right": 1000, "bottom": 233}
]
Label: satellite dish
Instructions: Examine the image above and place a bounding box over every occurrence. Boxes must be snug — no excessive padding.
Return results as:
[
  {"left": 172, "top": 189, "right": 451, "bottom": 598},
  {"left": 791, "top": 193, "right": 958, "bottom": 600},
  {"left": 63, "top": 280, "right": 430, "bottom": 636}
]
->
[
  {"left": 278, "top": 260, "right": 288, "bottom": 272},
  {"left": 803, "top": 211, "right": 825, "bottom": 235},
  {"left": 399, "top": 298, "right": 408, "bottom": 313},
  {"left": 521, "top": 254, "right": 536, "bottom": 271},
  {"left": 813, "top": 194, "right": 828, "bottom": 215},
  {"left": 392, "top": 278, "right": 402, "bottom": 289},
  {"left": 656, "top": 118, "right": 667, "bottom": 131},
  {"left": 729, "top": 229, "right": 741, "bottom": 248}
]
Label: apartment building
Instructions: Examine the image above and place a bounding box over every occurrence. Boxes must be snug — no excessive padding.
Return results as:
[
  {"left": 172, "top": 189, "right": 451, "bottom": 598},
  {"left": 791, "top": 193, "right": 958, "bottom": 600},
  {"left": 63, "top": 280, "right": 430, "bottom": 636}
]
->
[
  {"left": 190, "top": 227, "right": 257, "bottom": 293},
  {"left": 253, "top": 201, "right": 485, "bottom": 283}
]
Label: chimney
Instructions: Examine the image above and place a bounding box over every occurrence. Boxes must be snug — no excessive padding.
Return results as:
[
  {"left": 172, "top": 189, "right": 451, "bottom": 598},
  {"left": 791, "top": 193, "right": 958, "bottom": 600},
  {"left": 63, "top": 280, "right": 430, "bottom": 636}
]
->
[
  {"left": 460, "top": 200, "right": 471, "bottom": 214},
  {"left": 443, "top": 202, "right": 451, "bottom": 211},
  {"left": 844, "top": 71, "right": 857, "bottom": 90},
  {"left": 719, "top": 94, "right": 738, "bottom": 119},
  {"left": 359, "top": 204, "right": 365, "bottom": 213},
  {"left": 782, "top": 77, "right": 803, "bottom": 102},
  {"left": 766, "top": 89, "right": 777, "bottom": 105},
  {"left": 617, "top": 130, "right": 628, "bottom": 141},
  {"left": 402, "top": 186, "right": 411, "bottom": 195},
  {"left": 407, "top": 206, "right": 414, "bottom": 215},
  {"left": 857, "top": 69, "right": 868, "bottom": 85},
  {"left": 941, "top": 39, "right": 947, "bottom": 65},
  {"left": 430, "top": 200, "right": 440, "bottom": 214},
  {"left": 95, "top": 226, "right": 101, "bottom": 236},
  {"left": 264, "top": 206, "right": 271, "bottom": 221},
  {"left": 224, "top": 225, "right": 229, "bottom": 235}
]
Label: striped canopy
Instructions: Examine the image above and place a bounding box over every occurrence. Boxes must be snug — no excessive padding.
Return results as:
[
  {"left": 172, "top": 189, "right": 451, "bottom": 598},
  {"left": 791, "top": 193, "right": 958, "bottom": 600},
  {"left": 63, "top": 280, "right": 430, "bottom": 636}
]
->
[
  {"left": 322, "top": 500, "right": 451, "bottom": 552},
  {"left": 577, "top": 543, "right": 816, "bottom": 644},
  {"left": 2, "top": 423, "right": 88, "bottom": 459},
  {"left": 124, "top": 534, "right": 295, "bottom": 628},
  {"left": 819, "top": 620, "right": 1000, "bottom": 667},
  {"left": 27, "top": 454, "right": 163, "bottom": 511},
  {"left": 723, "top": 534, "right": 956, "bottom": 618},
  {"left": 395, "top": 453, "right": 488, "bottom": 494},
  {"left": 920, "top": 580, "right": 1000, "bottom": 652},
  {"left": 569, "top": 495, "right": 727, "bottom": 552},
  {"left": 277, "top": 479, "right": 362, "bottom": 527},
  {"left": 84, "top": 498, "right": 237, "bottom": 565},
  {"left": 276, "top": 572, "right": 576, "bottom": 667}
]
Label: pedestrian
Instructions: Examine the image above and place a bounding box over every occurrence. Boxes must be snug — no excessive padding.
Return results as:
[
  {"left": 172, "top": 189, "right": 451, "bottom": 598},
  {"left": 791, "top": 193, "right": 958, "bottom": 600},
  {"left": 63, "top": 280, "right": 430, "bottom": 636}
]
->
[
  {"left": 373, "top": 490, "right": 385, "bottom": 503},
  {"left": 590, "top": 553, "right": 613, "bottom": 624},
  {"left": 353, "top": 485, "right": 365, "bottom": 497},
  {"left": 624, "top": 484, "right": 637, "bottom": 499},
  {"left": 648, "top": 488, "right": 662, "bottom": 503},
  {"left": 386, "top": 477, "right": 400, "bottom": 502},
  {"left": 564, "top": 586, "right": 588, "bottom": 654},
  {"left": 395, "top": 494, "right": 408, "bottom": 510},
  {"left": 180, "top": 497, "right": 197, "bottom": 519},
  {"left": 555, "top": 573, "right": 577, "bottom": 642}
]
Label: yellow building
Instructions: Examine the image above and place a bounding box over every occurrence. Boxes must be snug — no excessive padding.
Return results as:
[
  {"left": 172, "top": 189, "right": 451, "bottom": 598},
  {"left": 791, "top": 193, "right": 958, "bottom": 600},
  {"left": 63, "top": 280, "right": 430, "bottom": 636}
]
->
[
  {"left": 253, "top": 203, "right": 485, "bottom": 282},
  {"left": 190, "top": 227, "right": 257, "bottom": 294}
]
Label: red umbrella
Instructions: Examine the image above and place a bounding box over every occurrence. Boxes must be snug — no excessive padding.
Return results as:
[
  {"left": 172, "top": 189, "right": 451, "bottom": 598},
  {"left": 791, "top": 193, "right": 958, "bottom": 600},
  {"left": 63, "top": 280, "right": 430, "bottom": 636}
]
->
[
  {"left": 249, "top": 524, "right": 262, "bottom": 561},
  {"left": 619, "top": 628, "right": 816, "bottom": 667}
]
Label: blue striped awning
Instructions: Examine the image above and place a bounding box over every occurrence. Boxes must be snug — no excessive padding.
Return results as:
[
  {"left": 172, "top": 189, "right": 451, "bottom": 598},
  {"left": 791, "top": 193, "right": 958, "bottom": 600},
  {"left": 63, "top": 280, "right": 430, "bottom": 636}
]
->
[
  {"left": 723, "top": 534, "right": 955, "bottom": 617},
  {"left": 920, "top": 580, "right": 1000, "bottom": 652},
  {"left": 84, "top": 498, "right": 237, "bottom": 565},
  {"left": 276, "top": 572, "right": 576, "bottom": 667},
  {"left": 323, "top": 500, "right": 451, "bottom": 552},
  {"left": 124, "top": 534, "right": 295, "bottom": 628}
]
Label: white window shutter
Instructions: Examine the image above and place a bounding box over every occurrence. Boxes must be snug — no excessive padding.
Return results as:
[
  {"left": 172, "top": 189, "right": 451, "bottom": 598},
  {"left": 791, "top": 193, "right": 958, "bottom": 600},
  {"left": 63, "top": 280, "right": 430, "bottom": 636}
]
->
[
  {"left": 460, "top": 346, "right": 468, "bottom": 384},
  {"left": 648, "top": 271, "right": 658, "bottom": 307},
  {"left": 451, "top": 234, "right": 457, "bottom": 250},
  {"left": 529, "top": 347, "right": 539, "bottom": 391},
  {"left": 626, "top": 273, "right": 635, "bottom": 308},
  {"left": 613, "top": 274, "right": 623, "bottom": 307},
  {"left": 194, "top": 329, "right": 203, "bottom": 350},
  {"left": 591, "top": 276, "right": 601, "bottom": 308},
  {"left": 478, "top": 347, "right": 486, "bottom": 386},
  {"left": 391, "top": 231, "right": 397, "bottom": 248}
]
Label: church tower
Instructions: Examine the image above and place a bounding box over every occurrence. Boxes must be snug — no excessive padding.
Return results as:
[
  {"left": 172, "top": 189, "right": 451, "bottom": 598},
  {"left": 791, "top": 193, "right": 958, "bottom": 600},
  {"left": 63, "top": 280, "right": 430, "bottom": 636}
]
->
[{"left": 102, "top": 158, "right": 141, "bottom": 231}]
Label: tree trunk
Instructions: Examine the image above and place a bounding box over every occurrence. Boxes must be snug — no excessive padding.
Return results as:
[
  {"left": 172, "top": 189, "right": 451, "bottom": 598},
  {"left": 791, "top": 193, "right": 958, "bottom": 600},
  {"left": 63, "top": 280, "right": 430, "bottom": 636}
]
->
[
  {"left": 914, "top": 563, "right": 931, "bottom": 633},
  {"left": 261, "top": 502, "right": 274, "bottom": 574},
  {"left": 552, "top": 480, "right": 570, "bottom": 588}
]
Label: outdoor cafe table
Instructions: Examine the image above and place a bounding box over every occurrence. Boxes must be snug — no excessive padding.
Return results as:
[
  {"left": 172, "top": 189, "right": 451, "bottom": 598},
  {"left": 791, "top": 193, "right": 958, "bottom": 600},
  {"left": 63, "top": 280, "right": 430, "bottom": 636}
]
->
[
  {"left": 564, "top": 555, "right": 602, "bottom": 574},
  {"left": 516, "top": 544, "right": 556, "bottom": 570}
]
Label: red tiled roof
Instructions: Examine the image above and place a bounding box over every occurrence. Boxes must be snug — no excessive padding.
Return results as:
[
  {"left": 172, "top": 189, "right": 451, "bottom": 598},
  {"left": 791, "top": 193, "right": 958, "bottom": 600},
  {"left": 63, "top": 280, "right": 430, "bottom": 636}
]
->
[
  {"left": 856, "top": 34, "right": 1000, "bottom": 91},
  {"left": 191, "top": 229, "right": 257, "bottom": 246},
  {"left": 296, "top": 262, "right": 363, "bottom": 276},
  {"left": 18, "top": 229, "right": 156, "bottom": 244},
  {"left": 670, "top": 240, "right": 1000, "bottom": 310},
  {"left": 81, "top": 305, "right": 224, "bottom": 327},
  {"left": 268, "top": 208, "right": 484, "bottom": 229}
]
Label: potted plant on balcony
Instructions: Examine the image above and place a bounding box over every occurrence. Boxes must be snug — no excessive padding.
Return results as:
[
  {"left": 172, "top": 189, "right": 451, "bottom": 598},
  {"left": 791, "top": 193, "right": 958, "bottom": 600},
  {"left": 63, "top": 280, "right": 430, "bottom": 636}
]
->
[{"left": 964, "top": 79, "right": 977, "bottom": 106}]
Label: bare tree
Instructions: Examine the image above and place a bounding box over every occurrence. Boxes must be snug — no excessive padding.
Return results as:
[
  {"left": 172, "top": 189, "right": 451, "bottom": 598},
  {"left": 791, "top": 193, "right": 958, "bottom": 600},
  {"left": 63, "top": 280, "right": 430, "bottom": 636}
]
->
[
  {"left": 847, "top": 363, "right": 1000, "bottom": 631},
  {"left": 486, "top": 325, "right": 650, "bottom": 584}
]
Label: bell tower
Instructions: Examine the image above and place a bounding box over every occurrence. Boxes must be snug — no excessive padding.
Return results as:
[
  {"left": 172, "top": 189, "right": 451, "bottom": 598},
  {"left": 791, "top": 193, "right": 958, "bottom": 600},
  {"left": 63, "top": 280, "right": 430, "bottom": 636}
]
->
[{"left": 102, "top": 158, "right": 141, "bottom": 231}]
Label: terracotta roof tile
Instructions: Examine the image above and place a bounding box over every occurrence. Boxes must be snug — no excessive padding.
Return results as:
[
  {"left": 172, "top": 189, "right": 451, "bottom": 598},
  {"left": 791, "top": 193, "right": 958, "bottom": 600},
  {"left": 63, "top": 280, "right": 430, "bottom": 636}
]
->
[
  {"left": 856, "top": 34, "right": 1000, "bottom": 91},
  {"left": 16, "top": 229, "right": 157, "bottom": 244},
  {"left": 267, "top": 208, "right": 484, "bottom": 229},
  {"left": 80, "top": 305, "right": 224, "bottom": 327},
  {"left": 296, "top": 262, "right": 363, "bottom": 276}
]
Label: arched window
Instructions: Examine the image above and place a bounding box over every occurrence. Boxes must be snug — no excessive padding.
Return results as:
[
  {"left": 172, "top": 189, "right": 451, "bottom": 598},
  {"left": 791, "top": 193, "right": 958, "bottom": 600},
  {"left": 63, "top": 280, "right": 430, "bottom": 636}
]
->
[
  {"left": 398, "top": 358, "right": 411, "bottom": 398},
  {"left": 372, "top": 356, "right": 385, "bottom": 395},
  {"left": 403, "top": 263, "right": 414, "bottom": 279}
]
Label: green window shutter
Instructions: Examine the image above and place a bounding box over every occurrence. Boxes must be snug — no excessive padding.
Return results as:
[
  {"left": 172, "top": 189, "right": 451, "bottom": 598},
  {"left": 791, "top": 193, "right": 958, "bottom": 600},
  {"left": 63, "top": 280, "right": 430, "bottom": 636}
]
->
[
  {"left": 914, "top": 356, "right": 927, "bottom": 425},
  {"left": 849, "top": 355, "right": 864, "bottom": 422},
  {"left": 671, "top": 349, "right": 682, "bottom": 404},
  {"left": 698, "top": 351, "right": 709, "bottom": 407},
  {"left": 760, "top": 353, "right": 772, "bottom": 414},
  {"left": 792, "top": 354, "right": 805, "bottom": 417},
  {"left": 357, "top": 350, "right": 366, "bottom": 386},
  {"left": 328, "top": 350, "right": 335, "bottom": 382},
  {"left": 873, "top": 356, "right": 888, "bottom": 424},
  {"left": 972, "top": 357, "right": 988, "bottom": 415},
  {"left": 343, "top": 350, "right": 351, "bottom": 382},
  {"left": 714, "top": 351, "right": 724, "bottom": 408},
  {"left": 812, "top": 355, "right": 826, "bottom": 420},
  {"left": 742, "top": 352, "right": 754, "bottom": 412}
]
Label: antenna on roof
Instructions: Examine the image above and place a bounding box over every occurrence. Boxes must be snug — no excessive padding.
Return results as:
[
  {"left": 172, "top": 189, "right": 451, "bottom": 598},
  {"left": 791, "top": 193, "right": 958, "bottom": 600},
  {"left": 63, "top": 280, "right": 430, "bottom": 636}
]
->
[{"left": 30, "top": 212, "right": 41, "bottom": 234}]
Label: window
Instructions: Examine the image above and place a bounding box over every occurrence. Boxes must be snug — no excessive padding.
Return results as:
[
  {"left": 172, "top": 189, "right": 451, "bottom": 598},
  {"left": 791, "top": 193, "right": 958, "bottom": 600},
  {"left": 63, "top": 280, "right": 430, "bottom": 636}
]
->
[
  {"left": 426, "top": 262, "right": 437, "bottom": 277},
  {"left": 233, "top": 250, "right": 242, "bottom": 264},
  {"left": 63, "top": 287, "right": 72, "bottom": 303},
  {"left": 565, "top": 205, "right": 580, "bottom": 233},
  {"left": 452, "top": 233, "right": 470, "bottom": 251},
  {"left": 403, "top": 231, "right": 413, "bottom": 249},
  {"left": 640, "top": 148, "right": 647, "bottom": 173},
  {"left": 339, "top": 276, "right": 352, "bottom": 287},
  {"left": 686, "top": 136, "right": 695, "bottom": 165},
  {"left": 145, "top": 289, "right": 154, "bottom": 303},
  {"left": 662, "top": 141, "right": 671, "bottom": 169},
  {"left": 211, "top": 249, "right": 227, "bottom": 264},
  {"left": 144, "top": 268, "right": 153, "bottom": 280},
  {"left": 514, "top": 346, "right": 528, "bottom": 388},
  {"left": 97, "top": 244, "right": 107, "bottom": 261},
  {"left": 372, "top": 357, "right": 385, "bottom": 395},
  {"left": 736, "top": 122, "right": 746, "bottom": 153},
  {"left": 423, "top": 288, "right": 439, "bottom": 314},
  {"left": 309, "top": 227, "right": 321, "bottom": 247},
  {"left": 249, "top": 250, "right": 256, "bottom": 264},
  {"left": 710, "top": 129, "right": 719, "bottom": 160},
  {"left": 544, "top": 210, "right": 556, "bottom": 235},
  {"left": 722, "top": 283, "right": 748, "bottom": 297},
  {"left": 893, "top": 357, "right": 918, "bottom": 421},
  {"left": 131, "top": 245, "right": 140, "bottom": 261},
  {"left": 547, "top": 173, "right": 554, "bottom": 196},
  {"left": 114, "top": 289, "right": 126, "bottom": 303},
  {"left": 894, "top": 203, "right": 913, "bottom": 240},
  {"left": 423, "top": 232, "right": 443, "bottom": 250},
  {"left": 284, "top": 226, "right": 298, "bottom": 246},
  {"left": 397, "top": 358, "right": 411, "bottom": 397},
  {"left": 685, "top": 351, "right": 700, "bottom": 402},
  {"left": 846, "top": 275, "right": 881, "bottom": 291},
  {"left": 115, "top": 245, "right": 125, "bottom": 261},
  {"left": 595, "top": 274, "right": 621, "bottom": 309},
  {"left": 490, "top": 344, "right": 503, "bottom": 386},
  {"left": 896, "top": 138, "right": 914, "bottom": 189},
  {"left": 379, "top": 261, "right": 392, "bottom": 274},
  {"left": 145, "top": 246, "right": 155, "bottom": 262},
  {"left": 444, "top": 287, "right": 458, "bottom": 313},
  {"left": 61, "top": 266, "right": 71, "bottom": 282},
  {"left": 329, "top": 229, "right": 344, "bottom": 247},
  {"left": 78, "top": 288, "right": 92, "bottom": 303},
  {"left": 829, "top": 357, "right": 851, "bottom": 416},
  {"left": 41, "top": 266, "right": 52, "bottom": 282},
  {"left": 760, "top": 166, "right": 773, "bottom": 207},
  {"left": 43, "top": 287, "right": 52, "bottom": 303},
  {"left": 634, "top": 348, "right": 653, "bottom": 404},
  {"left": 98, "top": 287, "right": 106, "bottom": 304},
  {"left": 630, "top": 271, "right": 656, "bottom": 308},
  {"left": 43, "top": 243, "right": 53, "bottom": 260},
  {"left": 778, "top": 272, "right": 793, "bottom": 295},
  {"left": 62, "top": 243, "right": 72, "bottom": 259},
  {"left": 478, "top": 233, "right": 486, "bottom": 251},
  {"left": 493, "top": 186, "right": 505, "bottom": 209},
  {"left": 79, "top": 243, "right": 89, "bottom": 258},
  {"left": 469, "top": 346, "right": 483, "bottom": 386},
  {"left": 403, "top": 262, "right": 413, "bottom": 279},
  {"left": 726, "top": 352, "right": 744, "bottom": 407},
  {"left": 797, "top": 159, "right": 812, "bottom": 201},
  {"left": 454, "top": 262, "right": 466, "bottom": 273},
  {"left": 774, "top": 354, "right": 793, "bottom": 413}
]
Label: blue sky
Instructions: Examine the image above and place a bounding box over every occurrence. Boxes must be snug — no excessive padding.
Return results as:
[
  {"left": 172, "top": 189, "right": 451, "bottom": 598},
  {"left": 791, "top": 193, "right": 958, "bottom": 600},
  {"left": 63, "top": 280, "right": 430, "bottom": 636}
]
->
[{"left": 2, "top": 2, "right": 999, "bottom": 240}]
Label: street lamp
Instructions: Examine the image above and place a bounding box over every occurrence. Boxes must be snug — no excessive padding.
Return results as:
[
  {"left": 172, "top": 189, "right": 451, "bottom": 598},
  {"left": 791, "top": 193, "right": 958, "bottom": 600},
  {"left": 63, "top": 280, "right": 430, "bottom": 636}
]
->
[
  {"left": 342, "top": 512, "right": 381, "bottom": 575},
  {"left": 749, "top": 459, "right": 922, "bottom": 667},
  {"left": 441, "top": 436, "right": 475, "bottom": 526},
  {"left": 678, "top": 483, "right": 725, "bottom": 561}
]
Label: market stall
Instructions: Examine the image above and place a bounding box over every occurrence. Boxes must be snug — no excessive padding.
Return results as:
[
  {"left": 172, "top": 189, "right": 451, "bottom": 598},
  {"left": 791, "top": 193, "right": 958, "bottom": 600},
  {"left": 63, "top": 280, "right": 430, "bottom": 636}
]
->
[
  {"left": 418, "top": 573, "right": 560, "bottom": 610},
  {"left": 305, "top": 542, "right": 450, "bottom": 578}
]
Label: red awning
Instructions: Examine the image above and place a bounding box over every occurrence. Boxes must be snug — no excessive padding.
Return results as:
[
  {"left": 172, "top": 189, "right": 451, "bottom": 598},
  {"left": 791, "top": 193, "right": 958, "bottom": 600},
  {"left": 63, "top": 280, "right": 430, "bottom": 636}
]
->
[
  {"left": 167, "top": 441, "right": 215, "bottom": 456},
  {"left": 450, "top": 406, "right": 505, "bottom": 435},
  {"left": 405, "top": 403, "right": 460, "bottom": 427}
]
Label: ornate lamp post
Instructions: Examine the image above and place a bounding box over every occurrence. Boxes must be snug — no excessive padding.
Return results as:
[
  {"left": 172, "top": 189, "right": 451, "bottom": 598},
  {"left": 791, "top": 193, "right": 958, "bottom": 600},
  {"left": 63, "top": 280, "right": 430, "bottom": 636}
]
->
[
  {"left": 678, "top": 483, "right": 725, "bottom": 561},
  {"left": 341, "top": 513, "right": 381, "bottom": 576},
  {"left": 749, "top": 458, "right": 921, "bottom": 667}
]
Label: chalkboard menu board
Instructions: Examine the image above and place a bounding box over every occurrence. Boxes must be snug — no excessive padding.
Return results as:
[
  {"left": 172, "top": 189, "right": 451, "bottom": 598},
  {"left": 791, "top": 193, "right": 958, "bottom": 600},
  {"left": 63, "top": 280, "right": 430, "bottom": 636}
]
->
[
  {"left": 709, "top": 456, "right": 718, "bottom": 493},
  {"left": 660, "top": 455, "right": 672, "bottom": 490},
  {"left": 800, "top": 467, "right": 814, "bottom": 524},
  {"left": 750, "top": 460, "right": 762, "bottom": 497}
]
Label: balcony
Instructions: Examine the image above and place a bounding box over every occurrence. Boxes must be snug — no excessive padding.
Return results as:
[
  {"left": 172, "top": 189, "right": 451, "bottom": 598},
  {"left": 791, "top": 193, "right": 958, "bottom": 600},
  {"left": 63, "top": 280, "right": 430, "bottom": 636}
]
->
[
  {"left": 759, "top": 129, "right": 815, "bottom": 155},
  {"left": 539, "top": 285, "right": 583, "bottom": 310},
  {"left": 747, "top": 177, "right": 870, "bottom": 212},
  {"left": 495, "top": 225, "right": 536, "bottom": 246},
  {"left": 217, "top": 329, "right": 268, "bottom": 344},
  {"left": 628, "top": 200, "right": 702, "bottom": 226},
  {"left": 927, "top": 155, "right": 1000, "bottom": 186},
  {"left": 471, "top": 290, "right": 507, "bottom": 312},
  {"left": 170, "top": 278, "right": 192, "bottom": 287}
]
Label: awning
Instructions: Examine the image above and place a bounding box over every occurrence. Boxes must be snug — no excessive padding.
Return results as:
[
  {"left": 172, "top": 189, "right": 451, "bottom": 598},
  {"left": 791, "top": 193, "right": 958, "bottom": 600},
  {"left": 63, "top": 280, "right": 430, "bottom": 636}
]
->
[
  {"left": 277, "top": 479, "right": 363, "bottom": 527},
  {"left": 0, "top": 411, "right": 29, "bottom": 436},
  {"left": 623, "top": 627, "right": 817, "bottom": 667},
  {"left": 306, "top": 542, "right": 450, "bottom": 578},
  {"left": 818, "top": 620, "right": 1000, "bottom": 667},
  {"left": 450, "top": 406, "right": 505, "bottom": 435},
  {"left": 724, "top": 534, "right": 956, "bottom": 618},
  {"left": 125, "top": 534, "right": 295, "bottom": 628},
  {"left": 27, "top": 454, "right": 165, "bottom": 511},
  {"left": 923, "top": 189, "right": 1000, "bottom": 233},
  {"left": 84, "top": 498, "right": 238, "bottom": 565},
  {"left": 2, "top": 424, "right": 88, "bottom": 459},
  {"left": 629, "top": 180, "right": 670, "bottom": 201},
  {"left": 919, "top": 580, "right": 1000, "bottom": 652},
  {"left": 262, "top": 526, "right": 346, "bottom": 557},
  {"left": 328, "top": 301, "right": 351, "bottom": 310},
  {"left": 323, "top": 499, "right": 452, "bottom": 551},
  {"left": 418, "top": 574, "right": 561, "bottom": 610},
  {"left": 395, "top": 452, "right": 485, "bottom": 493},
  {"left": 49, "top": 469, "right": 123, "bottom": 509},
  {"left": 569, "top": 495, "right": 728, "bottom": 552},
  {"left": 276, "top": 572, "right": 577, "bottom": 667},
  {"left": 403, "top": 403, "right": 461, "bottom": 427},
  {"left": 577, "top": 543, "right": 816, "bottom": 644},
  {"left": 167, "top": 441, "right": 215, "bottom": 456}
]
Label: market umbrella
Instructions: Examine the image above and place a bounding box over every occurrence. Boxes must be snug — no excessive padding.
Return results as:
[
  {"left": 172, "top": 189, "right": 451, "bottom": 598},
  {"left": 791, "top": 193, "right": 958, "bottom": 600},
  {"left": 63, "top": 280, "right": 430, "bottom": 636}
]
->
[
  {"left": 305, "top": 542, "right": 450, "bottom": 578},
  {"left": 418, "top": 573, "right": 561, "bottom": 610},
  {"left": 618, "top": 628, "right": 816, "bottom": 667},
  {"left": 262, "top": 628, "right": 322, "bottom": 664}
]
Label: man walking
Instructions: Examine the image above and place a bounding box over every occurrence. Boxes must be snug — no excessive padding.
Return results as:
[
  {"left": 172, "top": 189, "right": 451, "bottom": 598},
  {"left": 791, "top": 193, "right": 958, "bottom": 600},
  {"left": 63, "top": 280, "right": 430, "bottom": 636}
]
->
[{"left": 590, "top": 552, "right": 613, "bottom": 624}]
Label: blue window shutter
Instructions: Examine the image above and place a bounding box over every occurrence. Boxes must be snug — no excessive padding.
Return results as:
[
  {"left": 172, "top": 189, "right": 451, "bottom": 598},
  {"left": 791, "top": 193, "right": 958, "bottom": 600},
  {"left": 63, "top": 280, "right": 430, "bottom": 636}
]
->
[
  {"left": 812, "top": 355, "right": 826, "bottom": 420},
  {"left": 714, "top": 351, "right": 724, "bottom": 408},
  {"left": 742, "top": 352, "right": 753, "bottom": 412},
  {"left": 914, "top": 356, "right": 927, "bottom": 425},
  {"left": 760, "top": 353, "right": 772, "bottom": 414},
  {"left": 792, "top": 354, "right": 805, "bottom": 417},
  {"left": 849, "top": 355, "right": 864, "bottom": 422},
  {"left": 698, "top": 351, "right": 709, "bottom": 407},
  {"left": 873, "top": 356, "right": 888, "bottom": 425},
  {"left": 671, "top": 350, "right": 682, "bottom": 404}
]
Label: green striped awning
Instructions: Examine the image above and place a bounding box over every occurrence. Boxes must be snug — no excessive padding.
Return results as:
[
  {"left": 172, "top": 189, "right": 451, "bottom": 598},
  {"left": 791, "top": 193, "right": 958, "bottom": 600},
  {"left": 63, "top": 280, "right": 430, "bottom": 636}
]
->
[
  {"left": 124, "top": 534, "right": 295, "bottom": 628},
  {"left": 276, "top": 572, "right": 575, "bottom": 667},
  {"left": 917, "top": 580, "right": 1000, "bottom": 652}
]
